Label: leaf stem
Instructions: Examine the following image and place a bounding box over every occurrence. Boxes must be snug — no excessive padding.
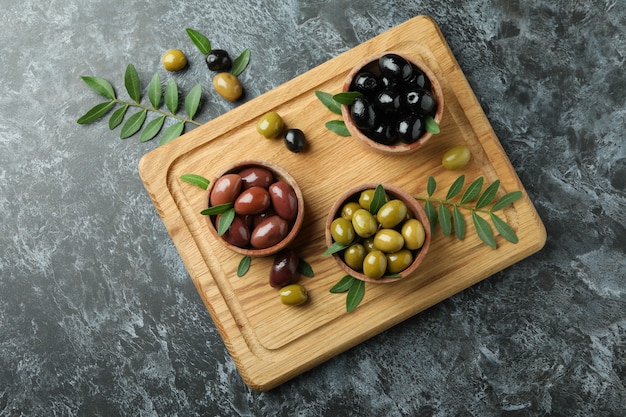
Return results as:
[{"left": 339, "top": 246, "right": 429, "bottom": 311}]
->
[
  {"left": 111, "top": 98, "right": 202, "bottom": 126},
  {"left": 413, "top": 195, "right": 493, "bottom": 215}
]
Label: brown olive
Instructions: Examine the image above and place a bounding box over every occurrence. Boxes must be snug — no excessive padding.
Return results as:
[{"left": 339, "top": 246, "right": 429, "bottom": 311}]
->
[
  {"left": 209, "top": 174, "right": 242, "bottom": 206},
  {"left": 239, "top": 167, "right": 274, "bottom": 189},
  {"left": 213, "top": 72, "right": 243, "bottom": 102},
  {"left": 216, "top": 214, "right": 250, "bottom": 248},
  {"left": 250, "top": 215, "right": 289, "bottom": 249},
  {"left": 269, "top": 249, "right": 299, "bottom": 288},
  {"left": 234, "top": 186, "right": 271, "bottom": 216},
  {"left": 269, "top": 181, "right": 298, "bottom": 221}
]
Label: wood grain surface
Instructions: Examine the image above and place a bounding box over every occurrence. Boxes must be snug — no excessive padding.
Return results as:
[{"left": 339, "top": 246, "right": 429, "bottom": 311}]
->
[{"left": 138, "top": 15, "right": 547, "bottom": 391}]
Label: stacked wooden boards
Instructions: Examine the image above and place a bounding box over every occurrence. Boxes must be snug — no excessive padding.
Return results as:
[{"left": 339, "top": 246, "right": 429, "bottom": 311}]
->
[{"left": 138, "top": 15, "right": 546, "bottom": 391}]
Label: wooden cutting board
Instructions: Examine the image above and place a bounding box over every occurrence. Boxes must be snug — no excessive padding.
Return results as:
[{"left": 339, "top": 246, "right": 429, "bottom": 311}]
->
[{"left": 139, "top": 15, "right": 546, "bottom": 391}]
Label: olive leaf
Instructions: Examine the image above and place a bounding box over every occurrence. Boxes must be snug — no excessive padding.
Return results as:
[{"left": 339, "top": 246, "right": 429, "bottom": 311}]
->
[
  {"left": 217, "top": 208, "right": 236, "bottom": 236},
  {"left": 120, "top": 109, "right": 147, "bottom": 139},
  {"left": 461, "top": 177, "right": 484, "bottom": 203},
  {"left": 164, "top": 79, "right": 179, "bottom": 114},
  {"left": 472, "top": 212, "right": 496, "bottom": 248},
  {"left": 323, "top": 241, "right": 349, "bottom": 256},
  {"left": 346, "top": 279, "right": 365, "bottom": 312},
  {"left": 200, "top": 202, "right": 234, "bottom": 216},
  {"left": 124, "top": 64, "right": 141, "bottom": 103},
  {"left": 297, "top": 259, "right": 315, "bottom": 278},
  {"left": 76, "top": 101, "right": 116, "bottom": 124},
  {"left": 231, "top": 48, "right": 251, "bottom": 77},
  {"left": 184, "top": 84, "right": 202, "bottom": 119},
  {"left": 325, "top": 120, "right": 350, "bottom": 136},
  {"left": 332, "top": 91, "right": 361, "bottom": 105},
  {"left": 330, "top": 275, "right": 356, "bottom": 293},
  {"left": 185, "top": 28, "right": 211, "bottom": 55},
  {"left": 147, "top": 72, "right": 162, "bottom": 108},
  {"left": 237, "top": 256, "right": 251, "bottom": 277},
  {"left": 139, "top": 115, "right": 165, "bottom": 142},
  {"left": 180, "top": 174, "right": 210, "bottom": 190},
  {"left": 369, "top": 184, "right": 387, "bottom": 215},
  {"left": 80, "top": 76, "right": 116, "bottom": 100},
  {"left": 108, "top": 104, "right": 128, "bottom": 129},
  {"left": 159, "top": 121, "right": 185, "bottom": 146},
  {"left": 425, "top": 115, "right": 440, "bottom": 134},
  {"left": 315, "top": 91, "right": 342, "bottom": 115}
]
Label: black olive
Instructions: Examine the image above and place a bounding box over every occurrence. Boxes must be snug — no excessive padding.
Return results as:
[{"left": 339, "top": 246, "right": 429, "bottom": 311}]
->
[
  {"left": 379, "top": 54, "right": 413, "bottom": 81},
  {"left": 350, "top": 96, "right": 377, "bottom": 131},
  {"left": 406, "top": 65, "right": 431, "bottom": 90},
  {"left": 284, "top": 129, "right": 307, "bottom": 153},
  {"left": 351, "top": 71, "right": 380, "bottom": 96},
  {"left": 206, "top": 49, "right": 232, "bottom": 72},
  {"left": 375, "top": 90, "right": 402, "bottom": 114},
  {"left": 418, "top": 91, "right": 437, "bottom": 115},
  {"left": 396, "top": 115, "right": 424, "bottom": 144},
  {"left": 369, "top": 122, "right": 397, "bottom": 145}
]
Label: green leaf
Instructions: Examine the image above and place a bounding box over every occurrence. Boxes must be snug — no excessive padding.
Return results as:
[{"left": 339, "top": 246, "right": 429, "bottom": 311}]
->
[
  {"left": 108, "top": 104, "right": 128, "bottom": 129},
  {"left": 76, "top": 101, "right": 115, "bottom": 124},
  {"left": 491, "top": 191, "right": 523, "bottom": 212},
  {"left": 472, "top": 212, "right": 496, "bottom": 248},
  {"left": 346, "top": 279, "right": 365, "bottom": 312},
  {"left": 427, "top": 176, "right": 436, "bottom": 196},
  {"left": 424, "top": 200, "right": 438, "bottom": 233},
  {"left": 180, "top": 174, "right": 210, "bottom": 190},
  {"left": 490, "top": 213, "right": 519, "bottom": 244},
  {"left": 425, "top": 116, "right": 440, "bottom": 134},
  {"left": 237, "top": 256, "right": 251, "bottom": 277},
  {"left": 369, "top": 184, "right": 386, "bottom": 214},
  {"left": 446, "top": 174, "right": 465, "bottom": 200},
  {"left": 332, "top": 91, "right": 362, "bottom": 105},
  {"left": 438, "top": 204, "right": 452, "bottom": 236},
  {"left": 315, "top": 91, "right": 342, "bottom": 115},
  {"left": 476, "top": 179, "right": 500, "bottom": 209},
  {"left": 81, "top": 76, "right": 116, "bottom": 99},
  {"left": 322, "top": 241, "right": 349, "bottom": 256},
  {"left": 164, "top": 79, "right": 179, "bottom": 114},
  {"left": 217, "top": 208, "right": 236, "bottom": 236},
  {"left": 139, "top": 115, "right": 165, "bottom": 142},
  {"left": 184, "top": 84, "right": 202, "bottom": 119},
  {"left": 200, "top": 202, "right": 234, "bottom": 216},
  {"left": 120, "top": 109, "right": 147, "bottom": 139},
  {"left": 330, "top": 275, "right": 355, "bottom": 293},
  {"left": 231, "top": 48, "right": 250, "bottom": 77},
  {"left": 325, "top": 120, "right": 350, "bottom": 136},
  {"left": 124, "top": 63, "right": 141, "bottom": 103},
  {"left": 452, "top": 206, "right": 466, "bottom": 240},
  {"left": 297, "top": 259, "right": 314, "bottom": 277},
  {"left": 460, "top": 177, "right": 483, "bottom": 203},
  {"left": 185, "top": 28, "right": 211, "bottom": 55},
  {"left": 147, "top": 72, "right": 162, "bottom": 108},
  {"left": 159, "top": 121, "right": 185, "bottom": 146}
]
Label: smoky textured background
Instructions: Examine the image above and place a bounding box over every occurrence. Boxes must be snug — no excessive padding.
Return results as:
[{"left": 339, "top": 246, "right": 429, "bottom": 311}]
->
[{"left": 1, "top": 0, "right": 624, "bottom": 416}]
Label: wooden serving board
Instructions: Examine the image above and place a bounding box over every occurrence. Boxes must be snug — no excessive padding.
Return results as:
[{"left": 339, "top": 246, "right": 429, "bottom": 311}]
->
[{"left": 139, "top": 15, "right": 546, "bottom": 391}]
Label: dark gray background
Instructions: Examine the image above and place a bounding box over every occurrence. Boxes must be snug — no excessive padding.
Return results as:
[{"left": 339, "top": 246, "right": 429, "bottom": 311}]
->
[{"left": 1, "top": 0, "right": 625, "bottom": 416}]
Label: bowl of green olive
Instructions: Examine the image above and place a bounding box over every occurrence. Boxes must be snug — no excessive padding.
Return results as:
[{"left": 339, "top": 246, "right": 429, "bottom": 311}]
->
[
  {"left": 325, "top": 183, "right": 431, "bottom": 283},
  {"left": 205, "top": 160, "right": 305, "bottom": 257},
  {"left": 341, "top": 51, "right": 444, "bottom": 155}
]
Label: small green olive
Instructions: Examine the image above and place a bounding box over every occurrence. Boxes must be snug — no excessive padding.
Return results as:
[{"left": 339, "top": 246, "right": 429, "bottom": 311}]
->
[
  {"left": 213, "top": 72, "right": 243, "bottom": 102},
  {"left": 363, "top": 250, "right": 387, "bottom": 279},
  {"left": 363, "top": 238, "right": 376, "bottom": 253},
  {"left": 162, "top": 49, "right": 187, "bottom": 71},
  {"left": 351, "top": 208, "right": 379, "bottom": 238},
  {"left": 401, "top": 218, "right": 425, "bottom": 250},
  {"left": 376, "top": 199, "right": 408, "bottom": 229},
  {"left": 330, "top": 217, "right": 355, "bottom": 246},
  {"left": 256, "top": 111, "right": 284, "bottom": 138},
  {"left": 386, "top": 249, "right": 414, "bottom": 274},
  {"left": 341, "top": 202, "right": 362, "bottom": 221},
  {"left": 279, "top": 284, "right": 308, "bottom": 306},
  {"left": 373, "top": 229, "right": 405, "bottom": 253},
  {"left": 343, "top": 244, "right": 366, "bottom": 271},
  {"left": 358, "top": 189, "right": 388, "bottom": 211},
  {"left": 442, "top": 145, "right": 471, "bottom": 170}
]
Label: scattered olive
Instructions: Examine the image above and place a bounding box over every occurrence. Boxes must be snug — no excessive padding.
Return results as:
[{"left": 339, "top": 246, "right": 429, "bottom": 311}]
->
[
  {"left": 213, "top": 72, "right": 243, "bottom": 102},
  {"left": 284, "top": 129, "right": 307, "bottom": 153},
  {"left": 279, "top": 284, "right": 308, "bottom": 306},
  {"left": 442, "top": 145, "right": 471, "bottom": 170},
  {"left": 269, "top": 249, "right": 299, "bottom": 288},
  {"left": 257, "top": 111, "right": 284, "bottom": 138},
  {"left": 206, "top": 49, "right": 231, "bottom": 72},
  {"left": 162, "top": 49, "right": 187, "bottom": 72}
]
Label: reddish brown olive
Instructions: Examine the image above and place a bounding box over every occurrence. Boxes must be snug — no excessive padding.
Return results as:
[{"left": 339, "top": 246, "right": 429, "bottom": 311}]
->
[
  {"left": 269, "top": 181, "right": 298, "bottom": 221},
  {"left": 234, "top": 186, "right": 271, "bottom": 216},
  {"left": 209, "top": 174, "right": 242, "bottom": 206},
  {"left": 239, "top": 167, "right": 274, "bottom": 189},
  {"left": 269, "top": 249, "right": 299, "bottom": 288},
  {"left": 250, "top": 215, "right": 289, "bottom": 249},
  {"left": 216, "top": 214, "right": 250, "bottom": 248}
]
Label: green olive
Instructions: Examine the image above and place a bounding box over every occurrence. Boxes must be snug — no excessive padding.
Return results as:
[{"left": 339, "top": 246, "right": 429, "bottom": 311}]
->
[
  {"left": 358, "top": 189, "right": 388, "bottom": 211},
  {"left": 401, "top": 219, "right": 425, "bottom": 250},
  {"left": 330, "top": 217, "right": 355, "bottom": 246},
  {"left": 363, "top": 238, "right": 376, "bottom": 253},
  {"left": 343, "top": 244, "right": 366, "bottom": 271},
  {"left": 386, "top": 249, "right": 414, "bottom": 274},
  {"left": 376, "top": 199, "right": 408, "bottom": 229},
  {"left": 373, "top": 229, "right": 405, "bottom": 253},
  {"left": 256, "top": 111, "right": 284, "bottom": 138},
  {"left": 363, "top": 250, "right": 387, "bottom": 279},
  {"left": 213, "top": 72, "right": 243, "bottom": 101},
  {"left": 341, "top": 202, "right": 362, "bottom": 221},
  {"left": 351, "top": 208, "right": 379, "bottom": 238},
  {"left": 442, "top": 145, "right": 471, "bottom": 170},
  {"left": 162, "top": 49, "right": 187, "bottom": 71},
  {"left": 279, "top": 284, "right": 308, "bottom": 306}
]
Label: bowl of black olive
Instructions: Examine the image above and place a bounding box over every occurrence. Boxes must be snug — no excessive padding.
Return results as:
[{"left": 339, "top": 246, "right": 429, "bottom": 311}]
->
[{"left": 341, "top": 52, "right": 444, "bottom": 155}]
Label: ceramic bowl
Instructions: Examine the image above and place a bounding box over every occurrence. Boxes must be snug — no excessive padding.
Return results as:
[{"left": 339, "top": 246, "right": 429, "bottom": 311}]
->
[
  {"left": 325, "top": 183, "right": 431, "bottom": 283},
  {"left": 341, "top": 51, "right": 444, "bottom": 155},
  {"left": 205, "top": 160, "right": 304, "bottom": 257}
]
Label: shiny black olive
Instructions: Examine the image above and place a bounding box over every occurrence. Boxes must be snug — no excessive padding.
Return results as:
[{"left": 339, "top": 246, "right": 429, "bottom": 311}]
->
[
  {"left": 379, "top": 54, "right": 413, "bottom": 81},
  {"left": 418, "top": 91, "right": 437, "bottom": 115},
  {"left": 206, "top": 49, "right": 232, "bottom": 72},
  {"left": 375, "top": 90, "right": 402, "bottom": 114},
  {"left": 350, "top": 96, "right": 377, "bottom": 131},
  {"left": 406, "top": 65, "right": 431, "bottom": 90},
  {"left": 351, "top": 71, "right": 380, "bottom": 95},
  {"left": 396, "top": 115, "right": 424, "bottom": 144},
  {"left": 284, "top": 129, "right": 307, "bottom": 153},
  {"left": 369, "top": 122, "right": 397, "bottom": 145}
]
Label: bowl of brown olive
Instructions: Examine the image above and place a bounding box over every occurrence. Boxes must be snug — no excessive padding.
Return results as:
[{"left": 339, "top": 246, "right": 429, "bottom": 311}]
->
[
  {"left": 205, "top": 160, "right": 304, "bottom": 257},
  {"left": 341, "top": 52, "right": 444, "bottom": 155},
  {"left": 325, "top": 183, "right": 431, "bottom": 283}
]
